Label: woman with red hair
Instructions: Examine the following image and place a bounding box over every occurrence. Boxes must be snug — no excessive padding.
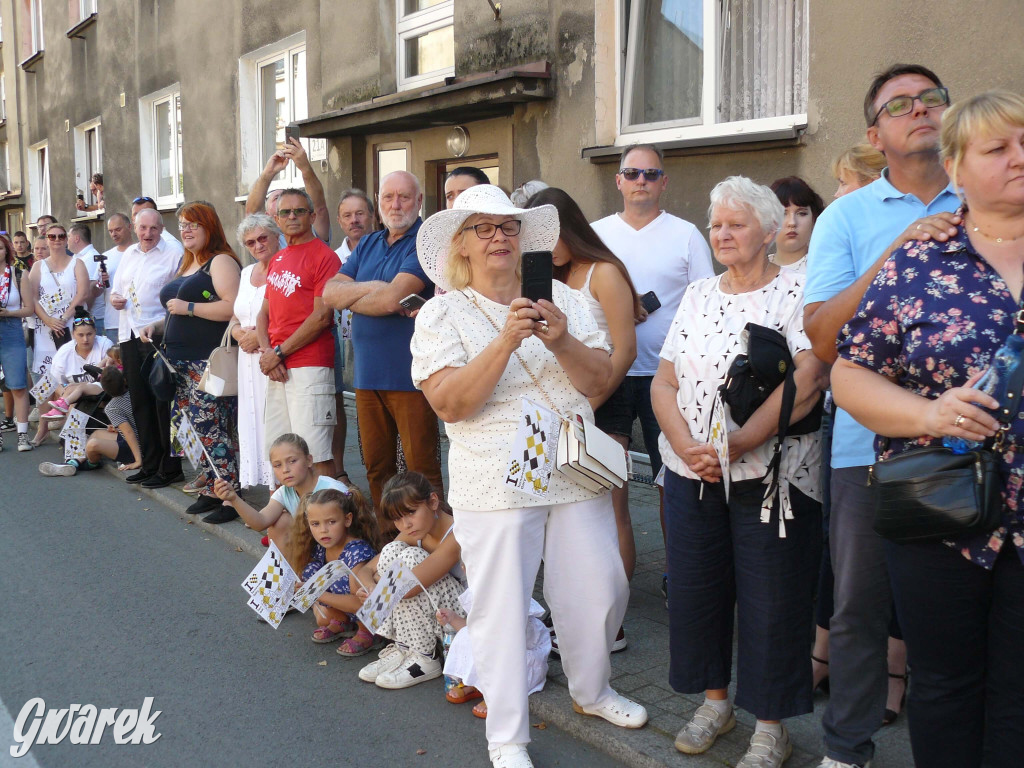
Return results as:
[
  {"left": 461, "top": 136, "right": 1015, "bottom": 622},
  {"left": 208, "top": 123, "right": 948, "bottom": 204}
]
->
[{"left": 141, "top": 202, "right": 242, "bottom": 521}]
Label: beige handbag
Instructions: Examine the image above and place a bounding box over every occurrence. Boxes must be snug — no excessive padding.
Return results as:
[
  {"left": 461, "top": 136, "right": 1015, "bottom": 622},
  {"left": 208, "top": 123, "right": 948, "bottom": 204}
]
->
[{"left": 198, "top": 324, "right": 239, "bottom": 397}]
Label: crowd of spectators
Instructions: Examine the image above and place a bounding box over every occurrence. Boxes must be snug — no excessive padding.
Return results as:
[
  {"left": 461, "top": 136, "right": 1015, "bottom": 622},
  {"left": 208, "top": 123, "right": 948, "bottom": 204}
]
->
[{"left": 2, "top": 64, "right": 1021, "bottom": 768}]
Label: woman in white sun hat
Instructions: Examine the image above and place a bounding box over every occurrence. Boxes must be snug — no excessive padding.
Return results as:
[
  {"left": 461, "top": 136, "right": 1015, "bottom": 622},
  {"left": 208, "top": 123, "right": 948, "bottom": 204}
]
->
[{"left": 409, "top": 185, "right": 647, "bottom": 768}]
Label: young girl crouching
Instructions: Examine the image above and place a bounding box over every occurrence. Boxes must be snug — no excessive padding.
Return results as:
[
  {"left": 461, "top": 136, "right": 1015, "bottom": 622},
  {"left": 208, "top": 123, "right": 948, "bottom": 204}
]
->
[
  {"left": 213, "top": 433, "right": 348, "bottom": 552},
  {"left": 288, "top": 488, "right": 380, "bottom": 656},
  {"left": 357, "top": 472, "right": 466, "bottom": 690}
]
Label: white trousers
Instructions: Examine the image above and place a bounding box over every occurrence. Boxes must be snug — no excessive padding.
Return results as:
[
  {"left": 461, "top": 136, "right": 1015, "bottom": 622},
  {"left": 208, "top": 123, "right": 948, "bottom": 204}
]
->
[{"left": 454, "top": 495, "right": 629, "bottom": 749}]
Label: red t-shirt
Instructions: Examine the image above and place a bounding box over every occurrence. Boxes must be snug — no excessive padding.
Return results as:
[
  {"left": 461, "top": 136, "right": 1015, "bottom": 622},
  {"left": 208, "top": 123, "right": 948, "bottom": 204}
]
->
[{"left": 266, "top": 238, "right": 341, "bottom": 369}]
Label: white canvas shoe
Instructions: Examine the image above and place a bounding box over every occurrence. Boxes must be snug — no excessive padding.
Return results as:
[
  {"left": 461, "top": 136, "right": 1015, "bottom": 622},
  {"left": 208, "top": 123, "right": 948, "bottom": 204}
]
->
[
  {"left": 357, "top": 643, "right": 405, "bottom": 683},
  {"left": 488, "top": 744, "right": 534, "bottom": 768}
]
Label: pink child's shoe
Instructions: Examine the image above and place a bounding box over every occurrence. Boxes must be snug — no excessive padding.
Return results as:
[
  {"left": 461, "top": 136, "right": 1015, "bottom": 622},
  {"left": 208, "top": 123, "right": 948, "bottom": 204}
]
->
[{"left": 47, "top": 398, "right": 70, "bottom": 414}]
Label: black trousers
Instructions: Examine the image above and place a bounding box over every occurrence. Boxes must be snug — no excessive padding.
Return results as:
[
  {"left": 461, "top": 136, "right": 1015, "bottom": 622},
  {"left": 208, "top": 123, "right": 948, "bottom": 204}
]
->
[
  {"left": 120, "top": 336, "right": 180, "bottom": 477},
  {"left": 886, "top": 539, "right": 1024, "bottom": 768}
]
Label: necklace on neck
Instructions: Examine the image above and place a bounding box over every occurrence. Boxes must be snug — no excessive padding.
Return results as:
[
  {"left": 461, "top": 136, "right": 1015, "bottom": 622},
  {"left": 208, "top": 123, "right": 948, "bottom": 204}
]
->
[{"left": 967, "top": 214, "right": 1024, "bottom": 244}]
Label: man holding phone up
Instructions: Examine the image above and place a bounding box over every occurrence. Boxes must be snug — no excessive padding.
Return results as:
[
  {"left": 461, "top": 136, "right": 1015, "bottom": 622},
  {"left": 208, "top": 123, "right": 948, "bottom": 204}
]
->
[
  {"left": 323, "top": 170, "right": 443, "bottom": 529},
  {"left": 592, "top": 144, "right": 714, "bottom": 595}
]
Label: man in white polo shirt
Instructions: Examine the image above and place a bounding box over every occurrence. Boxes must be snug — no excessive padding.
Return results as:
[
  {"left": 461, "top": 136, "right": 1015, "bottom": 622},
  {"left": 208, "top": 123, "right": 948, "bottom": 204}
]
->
[{"left": 592, "top": 143, "right": 714, "bottom": 599}]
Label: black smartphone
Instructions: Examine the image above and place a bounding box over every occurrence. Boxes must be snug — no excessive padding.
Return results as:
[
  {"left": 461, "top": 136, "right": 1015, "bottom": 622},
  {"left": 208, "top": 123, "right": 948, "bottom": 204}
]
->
[
  {"left": 285, "top": 124, "right": 301, "bottom": 144},
  {"left": 521, "top": 251, "right": 553, "bottom": 304},
  {"left": 640, "top": 290, "right": 661, "bottom": 314},
  {"left": 399, "top": 293, "right": 427, "bottom": 312}
]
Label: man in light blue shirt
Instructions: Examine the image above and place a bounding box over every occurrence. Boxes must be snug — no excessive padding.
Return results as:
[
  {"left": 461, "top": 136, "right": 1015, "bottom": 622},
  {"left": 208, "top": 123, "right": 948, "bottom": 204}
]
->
[{"left": 804, "top": 64, "right": 960, "bottom": 768}]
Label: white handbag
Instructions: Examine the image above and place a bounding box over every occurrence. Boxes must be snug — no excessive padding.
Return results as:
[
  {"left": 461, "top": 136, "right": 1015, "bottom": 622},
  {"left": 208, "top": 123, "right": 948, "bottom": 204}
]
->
[
  {"left": 198, "top": 324, "right": 239, "bottom": 397},
  {"left": 556, "top": 412, "right": 628, "bottom": 491}
]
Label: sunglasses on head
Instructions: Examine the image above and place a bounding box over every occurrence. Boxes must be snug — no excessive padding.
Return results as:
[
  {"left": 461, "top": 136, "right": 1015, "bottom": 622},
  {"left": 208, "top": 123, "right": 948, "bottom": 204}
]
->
[
  {"left": 47, "top": 232, "right": 67, "bottom": 241},
  {"left": 618, "top": 167, "right": 664, "bottom": 182},
  {"left": 133, "top": 196, "right": 156, "bottom": 206},
  {"left": 72, "top": 316, "right": 95, "bottom": 327}
]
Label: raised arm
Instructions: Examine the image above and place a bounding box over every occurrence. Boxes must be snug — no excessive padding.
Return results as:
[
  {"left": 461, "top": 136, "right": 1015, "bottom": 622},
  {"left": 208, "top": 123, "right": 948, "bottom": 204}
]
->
[
  {"left": 245, "top": 152, "right": 288, "bottom": 216},
  {"left": 531, "top": 298, "right": 612, "bottom": 398},
  {"left": 284, "top": 138, "right": 330, "bottom": 243}
]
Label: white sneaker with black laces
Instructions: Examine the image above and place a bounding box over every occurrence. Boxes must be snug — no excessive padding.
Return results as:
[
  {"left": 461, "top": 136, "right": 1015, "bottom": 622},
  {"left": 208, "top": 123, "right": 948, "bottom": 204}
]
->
[{"left": 17, "top": 434, "right": 33, "bottom": 452}]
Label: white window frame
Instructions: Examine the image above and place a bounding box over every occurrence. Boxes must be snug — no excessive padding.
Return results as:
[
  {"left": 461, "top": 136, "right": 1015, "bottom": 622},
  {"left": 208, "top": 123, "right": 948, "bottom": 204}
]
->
[
  {"left": 138, "top": 84, "right": 184, "bottom": 207},
  {"left": 27, "top": 140, "right": 50, "bottom": 220},
  {"left": 30, "top": 0, "right": 44, "bottom": 53},
  {"left": 396, "top": 0, "right": 455, "bottom": 92},
  {"left": 78, "top": 0, "right": 98, "bottom": 21},
  {"left": 0, "top": 71, "right": 6, "bottom": 122},
  {"left": 73, "top": 118, "right": 102, "bottom": 205},
  {"left": 238, "top": 32, "right": 307, "bottom": 193},
  {"left": 615, "top": 0, "right": 807, "bottom": 146},
  {"left": 0, "top": 142, "right": 10, "bottom": 193}
]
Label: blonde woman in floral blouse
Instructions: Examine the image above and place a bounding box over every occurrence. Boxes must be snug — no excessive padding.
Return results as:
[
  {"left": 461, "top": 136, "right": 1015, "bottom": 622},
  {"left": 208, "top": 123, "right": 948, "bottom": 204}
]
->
[{"left": 833, "top": 90, "right": 1024, "bottom": 768}]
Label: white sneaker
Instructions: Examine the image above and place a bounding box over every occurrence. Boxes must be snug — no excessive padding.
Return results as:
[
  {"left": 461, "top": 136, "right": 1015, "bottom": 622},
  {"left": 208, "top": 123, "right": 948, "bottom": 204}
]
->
[
  {"left": 489, "top": 744, "right": 534, "bottom": 768},
  {"left": 17, "top": 434, "right": 33, "bottom": 452},
  {"left": 736, "top": 726, "right": 792, "bottom": 768},
  {"left": 818, "top": 758, "right": 872, "bottom": 768},
  {"left": 357, "top": 643, "right": 405, "bottom": 683},
  {"left": 28, "top": 407, "right": 39, "bottom": 423},
  {"left": 572, "top": 693, "right": 648, "bottom": 728},
  {"left": 39, "top": 461, "right": 76, "bottom": 477},
  {"left": 674, "top": 703, "right": 736, "bottom": 754},
  {"left": 374, "top": 650, "right": 442, "bottom": 689}
]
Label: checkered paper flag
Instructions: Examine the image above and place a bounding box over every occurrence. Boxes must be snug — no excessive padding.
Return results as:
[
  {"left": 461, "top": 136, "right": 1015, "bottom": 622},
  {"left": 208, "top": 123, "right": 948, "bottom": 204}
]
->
[
  {"left": 241, "top": 541, "right": 298, "bottom": 629},
  {"left": 290, "top": 560, "right": 365, "bottom": 613},
  {"left": 175, "top": 411, "right": 205, "bottom": 470},
  {"left": 29, "top": 374, "right": 57, "bottom": 407},
  {"left": 356, "top": 558, "right": 426, "bottom": 634},
  {"left": 57, "top": 407, "right": 89, "bottom": 461}
]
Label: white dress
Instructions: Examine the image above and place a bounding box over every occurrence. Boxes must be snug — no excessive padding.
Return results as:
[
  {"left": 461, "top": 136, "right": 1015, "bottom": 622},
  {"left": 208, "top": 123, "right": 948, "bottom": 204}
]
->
[
  {"left": 33, "top": 259, "right": 81, "bottom": 376},
  {"left": 234, "top": 264, "right": 273, "bottom": 488}
]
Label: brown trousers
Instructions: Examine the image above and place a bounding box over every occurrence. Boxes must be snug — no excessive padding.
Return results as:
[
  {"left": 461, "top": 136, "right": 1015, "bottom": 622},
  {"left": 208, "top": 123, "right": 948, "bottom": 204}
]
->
[{"left": 355, "top": 388, "right": 444, "bottom": 532}]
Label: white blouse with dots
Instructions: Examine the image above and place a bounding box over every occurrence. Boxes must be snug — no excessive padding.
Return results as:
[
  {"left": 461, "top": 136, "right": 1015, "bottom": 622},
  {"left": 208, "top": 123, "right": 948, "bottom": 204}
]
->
[{"left": 410, "top": 281, "right": 611, "bottom": 512}]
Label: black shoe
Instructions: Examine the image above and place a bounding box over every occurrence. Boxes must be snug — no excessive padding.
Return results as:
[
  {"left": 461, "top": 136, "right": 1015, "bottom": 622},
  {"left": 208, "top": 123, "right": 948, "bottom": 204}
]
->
[
  {"left": 186, "top": 494, "right": 222, "bottom": 515},
  {"left": 141, "top": 471, "right": 185, "bottom": 489},
  {"left": 203, "top": 505, "right": 240, "bottom": 524},
  {"left": 126, "top": 470, "right": 153, "bottom": 484}
]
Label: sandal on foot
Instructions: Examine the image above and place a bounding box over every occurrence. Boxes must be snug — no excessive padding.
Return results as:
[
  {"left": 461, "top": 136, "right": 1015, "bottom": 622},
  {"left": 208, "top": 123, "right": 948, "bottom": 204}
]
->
[
  {"left": 446, "top": 684, "right": 483, "bottom": 705},
  {"left": 337, "top": 627, "right": 376, "bottom": 657},
  {"left": 311, "top": 619, "right": 352, "bottom": 644},
  {"left": 473, "top": 700, "right": 488, "bottom": 719}
]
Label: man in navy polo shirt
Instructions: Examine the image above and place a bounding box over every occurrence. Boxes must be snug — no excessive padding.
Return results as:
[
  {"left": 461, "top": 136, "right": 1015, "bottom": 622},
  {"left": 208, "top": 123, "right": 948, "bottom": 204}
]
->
[{"left": 324, "top": 170, "right": 443, "bottom": 527}]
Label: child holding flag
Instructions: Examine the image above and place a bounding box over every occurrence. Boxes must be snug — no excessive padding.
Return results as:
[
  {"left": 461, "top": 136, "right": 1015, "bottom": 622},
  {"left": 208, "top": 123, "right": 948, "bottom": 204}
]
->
[{"left": 356, "top": 472, "right": 465, "bottom": 690}]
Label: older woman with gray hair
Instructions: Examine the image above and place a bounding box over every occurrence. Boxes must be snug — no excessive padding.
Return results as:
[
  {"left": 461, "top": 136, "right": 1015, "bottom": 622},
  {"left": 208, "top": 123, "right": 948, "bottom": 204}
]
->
[
  {"left": 231, "top": 213, "right": 282, "bottom": 488},
  {"left": 651, "top": 176, "right": 826, "bottom": 767}
]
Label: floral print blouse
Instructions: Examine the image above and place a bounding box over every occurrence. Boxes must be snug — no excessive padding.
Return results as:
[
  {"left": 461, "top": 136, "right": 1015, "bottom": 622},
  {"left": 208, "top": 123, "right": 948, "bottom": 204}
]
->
[{"left": 838, "top": 217, "right": 1024, "bottom": 569}]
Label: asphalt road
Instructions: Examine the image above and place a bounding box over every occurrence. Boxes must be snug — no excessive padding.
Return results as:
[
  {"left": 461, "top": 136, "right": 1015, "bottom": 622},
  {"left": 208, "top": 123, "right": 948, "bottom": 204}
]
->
[{"left": 0, "top": 445, "right": 623, "bottom": 768}]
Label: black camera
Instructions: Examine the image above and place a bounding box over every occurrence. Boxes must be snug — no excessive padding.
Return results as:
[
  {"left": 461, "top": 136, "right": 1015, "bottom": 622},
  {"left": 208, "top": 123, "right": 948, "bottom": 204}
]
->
[{"left": 93, "top": 252, "right": 109, "bottom": 288}]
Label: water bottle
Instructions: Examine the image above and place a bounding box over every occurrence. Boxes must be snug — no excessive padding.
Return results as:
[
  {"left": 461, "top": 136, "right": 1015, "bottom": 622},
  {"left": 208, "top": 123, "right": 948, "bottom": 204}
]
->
[
  {"left": 440, "top": 623, "right": 458, "bottom": 694},
  {"left": 944, "top": 333, "right": 1024, "bottom": 453}
]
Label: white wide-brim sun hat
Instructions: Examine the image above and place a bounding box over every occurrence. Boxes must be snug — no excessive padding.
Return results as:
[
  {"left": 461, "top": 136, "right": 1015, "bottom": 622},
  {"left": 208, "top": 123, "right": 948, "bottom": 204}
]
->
[{"left": 416, "top": 184, "right": 559, "bottom": 294}]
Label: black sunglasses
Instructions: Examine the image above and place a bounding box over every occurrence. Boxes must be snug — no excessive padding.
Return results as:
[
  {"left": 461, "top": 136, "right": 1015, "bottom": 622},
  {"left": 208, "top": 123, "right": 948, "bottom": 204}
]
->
[{"left": 618, "top": 168, "right": 665, "bottom": 182}]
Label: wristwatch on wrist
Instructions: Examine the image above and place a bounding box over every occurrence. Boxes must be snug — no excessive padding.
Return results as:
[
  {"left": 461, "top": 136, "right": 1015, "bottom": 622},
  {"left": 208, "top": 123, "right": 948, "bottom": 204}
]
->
[
  {"left": 274, "top": 345, "right": 286, "bottom": 362},
  {"left": 187, "top": 302, "right": 195, "bottom": 317}
]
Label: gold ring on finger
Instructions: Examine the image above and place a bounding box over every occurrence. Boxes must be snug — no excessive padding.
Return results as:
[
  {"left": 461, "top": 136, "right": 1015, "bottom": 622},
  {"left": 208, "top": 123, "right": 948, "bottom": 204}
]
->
[
  {"left": 514, "top": 310, "right": 520, "bottom": 320},
  {"left": 955, "top": 414, "right": 965, "bottom": 428}
]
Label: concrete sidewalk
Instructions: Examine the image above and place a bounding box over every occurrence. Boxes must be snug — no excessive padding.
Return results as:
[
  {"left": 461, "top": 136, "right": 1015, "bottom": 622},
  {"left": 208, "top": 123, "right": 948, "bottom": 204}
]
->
[{"left": 113, "top": 397, "right": 914, "bottom": 768}]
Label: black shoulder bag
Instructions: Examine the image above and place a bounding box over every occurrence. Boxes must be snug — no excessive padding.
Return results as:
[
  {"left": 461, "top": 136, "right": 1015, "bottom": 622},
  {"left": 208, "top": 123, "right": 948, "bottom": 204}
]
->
[{"left": 868, "top": 351, "right": 1023, "bottom": 544}]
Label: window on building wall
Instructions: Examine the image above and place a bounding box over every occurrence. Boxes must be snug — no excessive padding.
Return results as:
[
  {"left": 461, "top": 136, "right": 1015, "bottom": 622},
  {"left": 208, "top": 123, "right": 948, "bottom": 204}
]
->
[
  {"left": 239, "top": 34, "right": 307, "bottom": 191},
  {"left": 30, "top": 0, "right": 44, "bottom": 52},
  {"left": 78, "top": 0, "right": 98, "bottom": 19},
  {"left": 397, "top": 0, "right": 455, "bottom": 91},
  {"left": 0, "top": 71, "right": 6, "bottom": 121},
  {"left": 0, "top": 142, "right": 10, "bottom": 193},
  {"left": 619, "top": 0, "right": 807, "bottom": 141},
  {"left": 74, "top": 119, "right": 102, "bottom": 207},
  {"left": 28, "top": 142, "right": 50, "bottom": 219},
  {"left": 138, "top": 86, "right": 184, "bottom": 206}
]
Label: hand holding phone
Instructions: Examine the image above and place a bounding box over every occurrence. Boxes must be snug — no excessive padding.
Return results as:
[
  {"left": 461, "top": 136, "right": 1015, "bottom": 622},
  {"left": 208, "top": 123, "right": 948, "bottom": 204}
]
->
[
  {"left": 521, "top": 251, "right": 553, "bottom": 304},
  {"left": 399, "top": 293, "right": 427, "bottom": 312},
  {"left": 640, "top": 290, "right": 661, "bottom": 314}
]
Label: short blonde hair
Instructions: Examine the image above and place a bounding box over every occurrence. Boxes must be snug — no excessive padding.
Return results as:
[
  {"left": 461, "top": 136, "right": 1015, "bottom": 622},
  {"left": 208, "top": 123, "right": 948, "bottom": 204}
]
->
[
  {"left": 831, "top": 143, "right": 886, "bottom": 186},
  {"left": 941, "top": 90, "right": 1024, "bottom": 200},
  {"left": 443, "top": 213, "right": 522, "bottom": 291}
]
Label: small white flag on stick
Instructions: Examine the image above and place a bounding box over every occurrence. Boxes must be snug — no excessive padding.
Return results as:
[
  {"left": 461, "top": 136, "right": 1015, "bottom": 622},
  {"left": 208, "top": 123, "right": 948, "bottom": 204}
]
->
[
  {"left": 241, "top": 541, "right": 298, "bottom": 629},
  {"left": 176, "top": 411, "right": 222, "bottom": 480},
  {"left": 30, "top": 374, "right": 57, "bottom": 406},
  {"left": 356, "top": 558, "right": 428, "bottom": 634},
  {"left": 290, "top": 560, "right": 366, "bottom": 613}
]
